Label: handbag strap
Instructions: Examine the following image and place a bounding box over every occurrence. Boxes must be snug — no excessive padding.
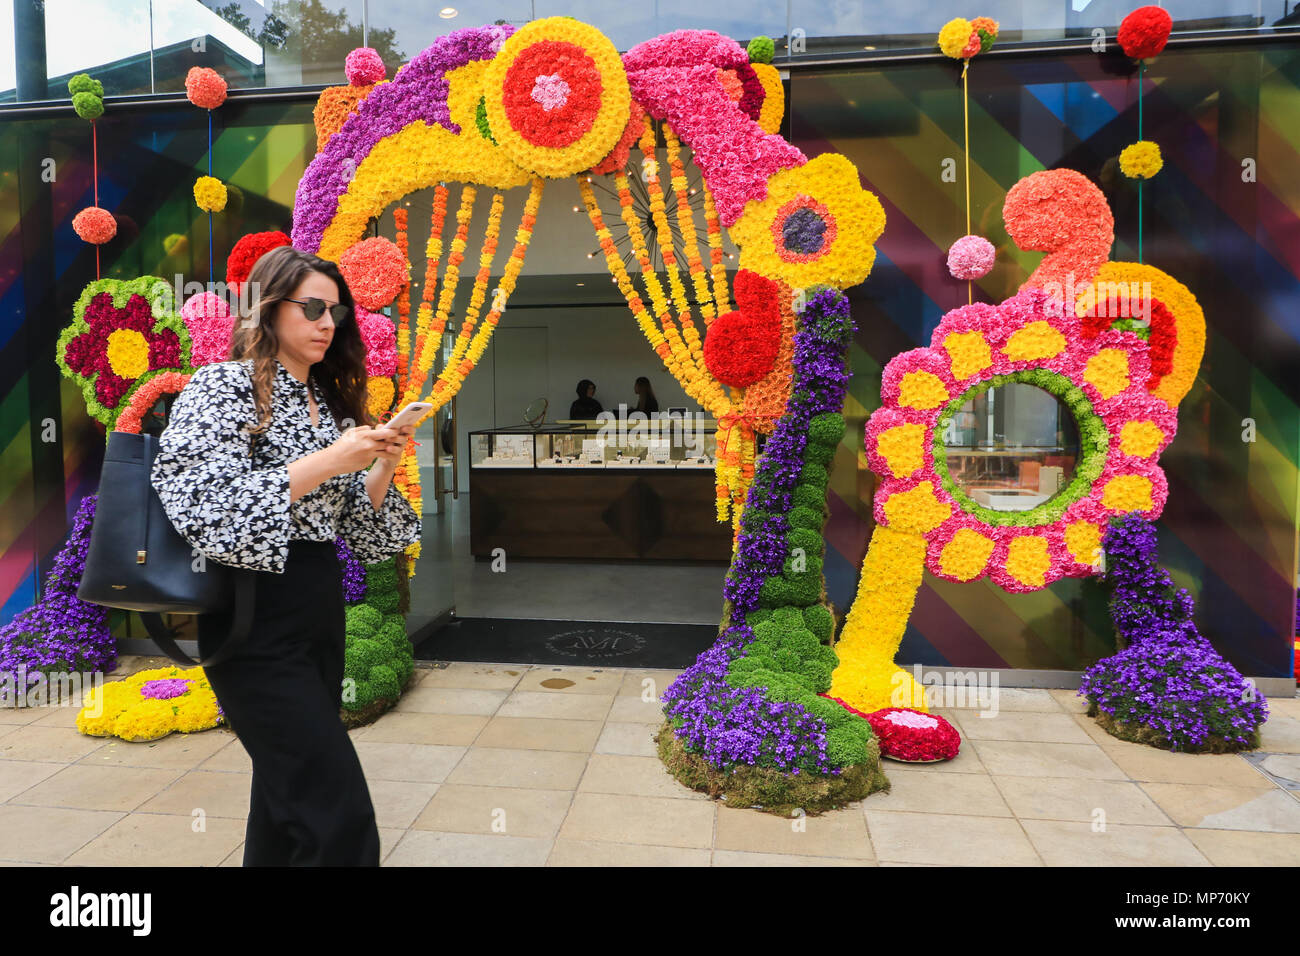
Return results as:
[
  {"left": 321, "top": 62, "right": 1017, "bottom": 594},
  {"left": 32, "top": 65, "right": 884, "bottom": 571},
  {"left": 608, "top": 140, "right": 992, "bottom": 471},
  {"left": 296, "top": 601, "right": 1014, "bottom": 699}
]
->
[{"left": 139, "top": 569, "right": 256, "bottom": 668}]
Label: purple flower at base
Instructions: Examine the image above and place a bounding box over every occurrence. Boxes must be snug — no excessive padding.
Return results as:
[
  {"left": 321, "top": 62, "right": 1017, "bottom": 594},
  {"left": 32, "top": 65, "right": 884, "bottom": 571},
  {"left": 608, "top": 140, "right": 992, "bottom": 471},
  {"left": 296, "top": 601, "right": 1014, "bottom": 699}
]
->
[
  {"left": 0, "top": 495, "right": 115, "bottom": 703},
  {"left": 662, "top": 287, "right": 856, "bottom": 776},
  {"left": 1078, "top": 515, "right": 1269, "bottom": 750}
]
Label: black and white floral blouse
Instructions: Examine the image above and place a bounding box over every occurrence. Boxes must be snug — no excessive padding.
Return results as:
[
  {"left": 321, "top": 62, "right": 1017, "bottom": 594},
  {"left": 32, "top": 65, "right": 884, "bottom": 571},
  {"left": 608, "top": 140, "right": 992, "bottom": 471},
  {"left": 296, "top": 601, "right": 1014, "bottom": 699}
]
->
[{"left": 150, "top": 357, "right": 422, "bottom": 574}]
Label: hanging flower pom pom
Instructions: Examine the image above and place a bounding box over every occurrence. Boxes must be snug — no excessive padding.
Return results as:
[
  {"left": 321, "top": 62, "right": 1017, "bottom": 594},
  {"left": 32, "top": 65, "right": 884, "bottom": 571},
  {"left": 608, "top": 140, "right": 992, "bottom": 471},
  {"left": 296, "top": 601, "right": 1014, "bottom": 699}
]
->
[
  {"left": 1119, "top": 140, "right": 1163, "bottom": 179},
  {"left": 339, "top": 237, "right": 408, "bottom": 310},
  {"left": 746, "top": 35, "right": 775, "bottom": 64},
  {"left": 72, "top": 206, "right": 117, "bottom": 244},
  {"left": 1118, "top": 5, "right": 1173, "bottom": 60},
  {"left": 193, "top": 175, "right": 228, "bottom": 212},
  {"left": 940, "top": 16, "right": 998, "bottom": 60},
  {"left": 938, "top": 18, "right": 974, "bottom": 58},
  {"left": 971, "top": 16, "right": 1000, "bottom": 53},
  {"left": 72, "top": 91, "right": 104, "bottom": 120},
  {"left": 344, "top": 47, "right": 387, "bottom": 85},
  {"left": 184, "top": 67, "right": 228, "bottom": 109},
  {"left": 947, "top": 234, "right": 996, "bottom": 280},
  {"left": 68, "top": 73, "right": 105, "bottom": 119},
  {"left": 226, "top": 230, "right": 290, "bottom": 292},
  {"left": 865, "top": 707, "right": 962, "bottom": 762}
]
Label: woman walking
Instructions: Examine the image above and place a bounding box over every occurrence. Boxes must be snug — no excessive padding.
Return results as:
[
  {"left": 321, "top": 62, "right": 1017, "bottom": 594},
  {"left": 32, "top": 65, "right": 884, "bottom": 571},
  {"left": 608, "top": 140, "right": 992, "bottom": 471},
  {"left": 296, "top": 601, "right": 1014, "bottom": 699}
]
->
[{"left": 151, "top": 246, "right": 422, "bottom": 866}]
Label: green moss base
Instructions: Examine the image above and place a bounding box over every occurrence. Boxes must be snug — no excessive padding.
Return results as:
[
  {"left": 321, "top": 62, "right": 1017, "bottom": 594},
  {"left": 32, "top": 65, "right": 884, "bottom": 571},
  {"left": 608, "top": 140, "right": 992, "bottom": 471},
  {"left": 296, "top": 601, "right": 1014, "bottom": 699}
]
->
[
  {"left": 655, "top": 720, "right": 889, "bottom": 816},
  {"left": 1087, "top": 702, "right": 1260, "bottom": 754},
  {"left": 339, "top": 671, "right": 417, "bottom": 730}
]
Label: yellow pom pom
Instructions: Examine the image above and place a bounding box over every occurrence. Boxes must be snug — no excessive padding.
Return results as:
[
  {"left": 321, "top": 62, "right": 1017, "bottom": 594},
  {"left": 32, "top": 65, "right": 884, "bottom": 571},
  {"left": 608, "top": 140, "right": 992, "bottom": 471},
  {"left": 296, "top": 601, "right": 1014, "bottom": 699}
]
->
[
  {"left": 193, "top": 175, "right": 228, "bottom": 212},
  {"left": 1119, "top": 140, "right": 1163, "bottom": 179},
  {"left": 938, "top": 18, "right": 974, "bottom": 58}
]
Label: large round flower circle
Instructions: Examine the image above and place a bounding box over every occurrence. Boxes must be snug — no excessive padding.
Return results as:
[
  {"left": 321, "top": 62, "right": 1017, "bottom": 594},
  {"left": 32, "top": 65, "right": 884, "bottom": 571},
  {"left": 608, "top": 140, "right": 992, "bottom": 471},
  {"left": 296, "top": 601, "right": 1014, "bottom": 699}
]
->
[
  {"left": 729, "top": 152, "right": 884, "bottom": 289},
  {"left": 483, "top": 17, "right": 630, "bottom": 178},
  {"left": 865, "top": 707, "right": 961, "bottom": 762},
  {"left": 865, "top": 286, "right": 1181, "bottom": 592}
]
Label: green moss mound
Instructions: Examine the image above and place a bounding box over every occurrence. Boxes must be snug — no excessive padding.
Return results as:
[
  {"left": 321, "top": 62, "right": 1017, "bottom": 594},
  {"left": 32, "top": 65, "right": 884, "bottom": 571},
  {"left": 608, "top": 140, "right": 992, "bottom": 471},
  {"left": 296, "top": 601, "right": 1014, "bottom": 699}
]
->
[{"left": 657, "top": 721, "right": 889, "bottom": 816}]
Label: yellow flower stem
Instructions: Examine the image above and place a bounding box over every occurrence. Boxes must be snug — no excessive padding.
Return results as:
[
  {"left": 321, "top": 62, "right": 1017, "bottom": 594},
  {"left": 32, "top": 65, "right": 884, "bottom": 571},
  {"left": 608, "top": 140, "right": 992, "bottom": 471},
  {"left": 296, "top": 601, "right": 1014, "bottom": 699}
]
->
[
  {"left": 827, "top": 524, "right": 930, "bottom": 714},
  {"left": 700, "top": 182, "right": 732, "bottom": 315},
  {"left": 664, "top": 124, "right": 716, "bottom": 324},
  {"left": 416, "top": 177, "right": 545, "bottom": 421},
  {"left": 442, "top": 190, "right": 504, "bottom": 380},
  {"left": 403, "top": 185, "right": 475, "bottom": 407}
]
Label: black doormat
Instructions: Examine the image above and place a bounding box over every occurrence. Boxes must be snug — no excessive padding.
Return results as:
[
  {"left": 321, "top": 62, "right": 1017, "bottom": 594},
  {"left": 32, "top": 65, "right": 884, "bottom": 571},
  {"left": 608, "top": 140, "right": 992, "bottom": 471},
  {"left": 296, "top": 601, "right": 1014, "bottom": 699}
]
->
[{"left": 412, "top": 616, "right": 718, "bottom": 669}]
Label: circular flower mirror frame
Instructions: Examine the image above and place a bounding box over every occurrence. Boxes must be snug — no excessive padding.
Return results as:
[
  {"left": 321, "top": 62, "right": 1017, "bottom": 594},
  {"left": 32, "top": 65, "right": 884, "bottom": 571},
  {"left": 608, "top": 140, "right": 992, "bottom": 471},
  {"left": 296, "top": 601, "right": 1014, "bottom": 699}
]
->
[{"left": 828, "top": 168, "right": 1208, "bottom": 715}]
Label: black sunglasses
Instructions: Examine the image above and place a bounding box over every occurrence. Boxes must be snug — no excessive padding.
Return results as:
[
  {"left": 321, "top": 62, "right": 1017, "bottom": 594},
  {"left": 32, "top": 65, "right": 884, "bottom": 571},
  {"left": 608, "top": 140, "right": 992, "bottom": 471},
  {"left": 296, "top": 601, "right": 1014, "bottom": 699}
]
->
[{"left": 285, "top": 297, "right": 352, "bottom": 325}]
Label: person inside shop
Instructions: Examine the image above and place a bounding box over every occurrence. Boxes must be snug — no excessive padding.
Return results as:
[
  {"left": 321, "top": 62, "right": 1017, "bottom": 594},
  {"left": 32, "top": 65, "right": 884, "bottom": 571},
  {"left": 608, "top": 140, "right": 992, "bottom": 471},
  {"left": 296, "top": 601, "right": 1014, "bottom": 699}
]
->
[
  {"left": 633, "top": 376, "right": 659, "bottom": 417},
  {"left": 569, "top": 379, "right": 603, "bottom": 419}
]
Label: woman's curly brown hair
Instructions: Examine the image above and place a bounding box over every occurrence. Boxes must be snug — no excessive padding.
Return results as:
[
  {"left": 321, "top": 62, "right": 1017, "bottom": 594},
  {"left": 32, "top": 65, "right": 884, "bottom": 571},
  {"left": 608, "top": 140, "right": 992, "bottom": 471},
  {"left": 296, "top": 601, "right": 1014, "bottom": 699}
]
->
[{"left": 229, "top": 245, "right": 372, "bottom": 437}]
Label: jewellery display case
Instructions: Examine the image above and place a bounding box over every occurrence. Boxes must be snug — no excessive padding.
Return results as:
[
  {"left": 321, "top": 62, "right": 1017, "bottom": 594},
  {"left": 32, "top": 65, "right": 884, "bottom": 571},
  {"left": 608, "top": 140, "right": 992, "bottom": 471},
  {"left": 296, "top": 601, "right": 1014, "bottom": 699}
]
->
[
  {"left": 467, "top": 420, "right": 730, "bottom": 560},
  {"left": 468, "top": 420, "right": 718, "bottom": 470}
]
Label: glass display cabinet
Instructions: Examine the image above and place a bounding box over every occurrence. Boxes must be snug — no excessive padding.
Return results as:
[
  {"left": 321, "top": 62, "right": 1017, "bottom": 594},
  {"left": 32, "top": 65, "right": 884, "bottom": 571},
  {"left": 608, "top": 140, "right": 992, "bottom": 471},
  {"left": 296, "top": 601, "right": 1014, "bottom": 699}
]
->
[
  {"left": 468, "top": 420, "right": 719, "bottom": 470},
  {"left": 467, "top": 418, "right": 730, "bottom": 561}
]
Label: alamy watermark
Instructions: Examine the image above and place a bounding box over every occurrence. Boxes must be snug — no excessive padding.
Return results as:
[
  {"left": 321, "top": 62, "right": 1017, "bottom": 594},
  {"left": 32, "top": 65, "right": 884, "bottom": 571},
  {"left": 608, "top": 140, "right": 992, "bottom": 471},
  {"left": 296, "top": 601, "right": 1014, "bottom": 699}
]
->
[
  {"left": 892, "top": 664, "right": 1001, "bottom": 716},
  {"left": 0, "top": 668, "right": 103, "bottom": 714}
]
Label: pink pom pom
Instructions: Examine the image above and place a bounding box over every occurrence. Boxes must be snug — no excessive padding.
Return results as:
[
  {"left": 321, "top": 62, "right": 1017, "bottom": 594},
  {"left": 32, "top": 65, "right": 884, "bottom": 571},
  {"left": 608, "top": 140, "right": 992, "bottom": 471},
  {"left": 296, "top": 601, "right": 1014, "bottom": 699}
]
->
[
  {"left": 72, "top": 206, "right": 117, "bottom": 244},
  {"left": 345, "top": 48, "right": 386, "bottom": 86},
  {"left": 947, "top": 234, "right": 996, "bottom": 280},
  {"left": 339, "top": 237, "right": 408, "bottom": 310},
  {"left": 356, "top": 306, "right": 398, "bottom": 377},
  {"left": 180, "top": 292, "right": 235, "bottom": 367}
]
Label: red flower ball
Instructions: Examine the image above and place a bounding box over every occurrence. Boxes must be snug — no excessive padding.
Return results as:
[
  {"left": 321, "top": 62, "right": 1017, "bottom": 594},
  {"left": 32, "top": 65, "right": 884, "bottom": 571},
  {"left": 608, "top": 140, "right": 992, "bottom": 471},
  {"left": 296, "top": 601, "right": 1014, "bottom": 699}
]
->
[
  {"left": 1118, "top": 6, "right": 1173, "bottom": 60},
  {"left": 226, "top": 231, "right": 290, "bottom": 294},
  {"left": 185, "top": 67, "right": 227, "bottom": 109},
  {"left": 864, "top": 707, "right": 961, "bottom": 762},
  {"left": 703, "top": 270, "right": 781, "bottom": 387},
  {"left": 72, "top": 206, "right": 117, "bottom": 244},
  {"left": 339, "top": 237, "right": 408, "bottom": 310}
]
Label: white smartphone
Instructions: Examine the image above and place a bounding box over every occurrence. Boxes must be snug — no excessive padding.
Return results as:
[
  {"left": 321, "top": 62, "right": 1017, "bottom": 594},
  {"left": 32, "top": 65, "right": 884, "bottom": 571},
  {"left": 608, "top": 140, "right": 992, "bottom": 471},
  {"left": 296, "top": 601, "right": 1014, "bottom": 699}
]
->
[{"left": 381, "top": 401, "right": 433, "bottom": 432}]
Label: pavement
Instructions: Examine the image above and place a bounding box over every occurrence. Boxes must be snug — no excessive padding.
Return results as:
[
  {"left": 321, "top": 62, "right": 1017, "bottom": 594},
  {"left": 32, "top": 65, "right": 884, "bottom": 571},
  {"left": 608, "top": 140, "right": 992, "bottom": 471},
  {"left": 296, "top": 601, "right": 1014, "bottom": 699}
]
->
[{"left": 1, "top": 656, "right": 1298, "bottom": 866}]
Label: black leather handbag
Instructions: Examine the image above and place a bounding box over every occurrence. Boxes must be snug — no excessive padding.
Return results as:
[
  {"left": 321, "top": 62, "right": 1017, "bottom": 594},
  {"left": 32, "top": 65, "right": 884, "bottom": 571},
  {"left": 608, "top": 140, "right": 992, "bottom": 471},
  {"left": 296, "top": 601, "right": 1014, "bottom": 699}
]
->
[{"left": 76, "top": 429, "right": 256, "bottom": 668}]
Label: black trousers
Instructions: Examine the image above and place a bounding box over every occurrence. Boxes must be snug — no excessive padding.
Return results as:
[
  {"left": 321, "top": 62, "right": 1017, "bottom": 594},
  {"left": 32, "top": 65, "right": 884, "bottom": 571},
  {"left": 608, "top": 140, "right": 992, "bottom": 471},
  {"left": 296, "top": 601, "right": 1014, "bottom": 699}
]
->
[{"left": 197, "top": 539, "right": 380, "bottom": 866}]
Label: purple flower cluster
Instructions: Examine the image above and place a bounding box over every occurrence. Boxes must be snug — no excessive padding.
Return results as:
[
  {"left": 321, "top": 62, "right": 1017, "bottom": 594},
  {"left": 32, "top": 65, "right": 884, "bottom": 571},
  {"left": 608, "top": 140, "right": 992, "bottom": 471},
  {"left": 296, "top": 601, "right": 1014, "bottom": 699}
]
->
[
  {"left": 781, "top": 208, "right": 829, "bottom": 255},
  {"left": 663, "top": 287, "right": 855, "bottom": 775},
  {"left": 335, "top": 536, "right": 368, "bottom": 604},
  {"left": 139, "top": 677, "right": 192, "bottom": 700},
  {"left": 292, "top": 25, "right": 515, "bottom": 253},
  {"left": 1078, "top": 515, "right": 1269, "bottom": 749},
  {"left": 0, "top": 495, "right": 115, "bottom": 702}
]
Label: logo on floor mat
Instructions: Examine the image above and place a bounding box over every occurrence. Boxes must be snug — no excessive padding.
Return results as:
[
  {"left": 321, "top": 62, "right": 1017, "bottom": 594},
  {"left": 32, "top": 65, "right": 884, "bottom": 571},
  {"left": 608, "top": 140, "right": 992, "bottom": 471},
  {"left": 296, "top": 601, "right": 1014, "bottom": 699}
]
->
[{"left": 544, "top": 628, "right": 647, "bottom": 660}]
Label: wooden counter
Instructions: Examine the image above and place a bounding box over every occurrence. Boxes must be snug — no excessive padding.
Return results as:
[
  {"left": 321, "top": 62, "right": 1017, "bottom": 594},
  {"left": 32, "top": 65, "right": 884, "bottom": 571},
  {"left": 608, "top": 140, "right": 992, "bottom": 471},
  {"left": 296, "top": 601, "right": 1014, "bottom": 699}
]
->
[{"left": 469, "top": 467, "right": 733, "bottom": 561}]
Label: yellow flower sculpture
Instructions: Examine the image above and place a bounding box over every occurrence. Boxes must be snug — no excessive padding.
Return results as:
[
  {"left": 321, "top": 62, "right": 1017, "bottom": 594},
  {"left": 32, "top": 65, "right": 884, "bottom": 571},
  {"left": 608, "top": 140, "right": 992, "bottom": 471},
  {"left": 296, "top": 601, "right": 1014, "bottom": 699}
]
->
[{"left": 77, "top": 666, "right": 222, "bottom": 741}]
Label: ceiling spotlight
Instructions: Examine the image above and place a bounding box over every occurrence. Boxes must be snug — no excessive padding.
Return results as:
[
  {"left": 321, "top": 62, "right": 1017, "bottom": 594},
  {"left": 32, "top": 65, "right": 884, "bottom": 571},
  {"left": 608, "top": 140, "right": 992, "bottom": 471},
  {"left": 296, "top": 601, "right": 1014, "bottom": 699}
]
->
[
  {"left": 576, "top": 282, "right": 585, "bottom": 287},
  {"left": 587, "top": 251, "right": 595, "bottom": 258},
  {"left": 572, "top": 205, "right": 580, "bottom": 212},
  {"left": 439, "top": 7, "right": 458, "bottom": 18}
]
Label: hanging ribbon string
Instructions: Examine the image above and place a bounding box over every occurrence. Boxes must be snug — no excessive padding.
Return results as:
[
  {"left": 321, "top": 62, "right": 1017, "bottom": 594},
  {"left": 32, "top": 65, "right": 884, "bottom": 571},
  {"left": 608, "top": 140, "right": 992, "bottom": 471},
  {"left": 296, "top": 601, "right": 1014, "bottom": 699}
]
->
[
  {"left": 1137, "top": 60, "right": 1145, "bottom": 265},
  {"left": 207, "top": 109, "right": 214, "bottom": 290},
  {"left": 92, "top": 120, "right": 100, "bottom": 279},
  {"left": 962, "top": 59, "right": 972, "bottom": 305}
]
